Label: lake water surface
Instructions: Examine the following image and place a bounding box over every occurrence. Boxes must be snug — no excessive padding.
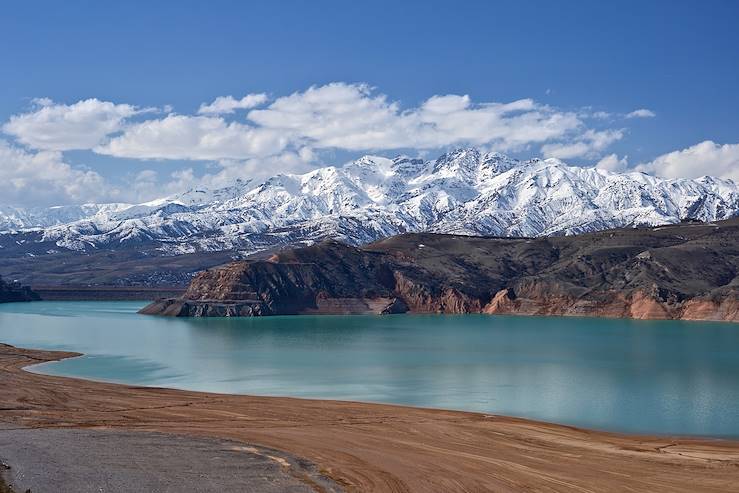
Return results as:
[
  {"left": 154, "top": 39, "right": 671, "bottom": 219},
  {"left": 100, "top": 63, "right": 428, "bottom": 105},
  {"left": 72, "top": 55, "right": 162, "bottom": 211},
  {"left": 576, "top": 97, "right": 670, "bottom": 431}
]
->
[{"left": 1, "top": 301, "right": 738, "bottom": 438}]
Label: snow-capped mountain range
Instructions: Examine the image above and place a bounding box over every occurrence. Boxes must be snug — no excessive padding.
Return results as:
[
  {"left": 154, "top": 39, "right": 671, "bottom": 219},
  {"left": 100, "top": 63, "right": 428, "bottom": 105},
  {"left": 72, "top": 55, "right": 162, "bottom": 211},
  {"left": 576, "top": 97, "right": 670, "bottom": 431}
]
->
[{"left": 1, "top": 148, "right": 738, "bottom": 256}]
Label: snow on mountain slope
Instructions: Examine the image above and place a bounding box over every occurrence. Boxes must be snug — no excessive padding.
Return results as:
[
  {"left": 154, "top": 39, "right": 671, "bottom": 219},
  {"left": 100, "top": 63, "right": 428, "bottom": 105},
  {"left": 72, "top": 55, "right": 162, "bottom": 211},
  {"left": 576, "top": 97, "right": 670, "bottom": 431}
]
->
[
  {"left": 0, "top": 203, "right": 134, "bottom": 232},
  {"left": 1, "top": 148, "right": 737, "bottom": 256}
]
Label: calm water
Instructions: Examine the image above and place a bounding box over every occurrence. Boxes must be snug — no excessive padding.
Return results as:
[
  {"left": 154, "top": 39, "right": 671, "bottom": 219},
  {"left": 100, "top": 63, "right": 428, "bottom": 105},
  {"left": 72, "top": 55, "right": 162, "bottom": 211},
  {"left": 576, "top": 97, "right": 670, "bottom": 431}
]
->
[{"left": 1, "top": 301, "right": 738, "bottom": 438}]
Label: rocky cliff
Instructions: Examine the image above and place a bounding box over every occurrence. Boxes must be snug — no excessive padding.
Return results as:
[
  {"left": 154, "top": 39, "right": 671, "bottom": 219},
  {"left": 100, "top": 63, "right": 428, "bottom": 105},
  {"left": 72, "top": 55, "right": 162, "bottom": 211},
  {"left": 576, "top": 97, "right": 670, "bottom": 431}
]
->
[
  {"left": 140, "top": 218, "right": 739, "bottom": 322},
  {"left": 0, "top": 276, "right": 39, "bottom": 303}
]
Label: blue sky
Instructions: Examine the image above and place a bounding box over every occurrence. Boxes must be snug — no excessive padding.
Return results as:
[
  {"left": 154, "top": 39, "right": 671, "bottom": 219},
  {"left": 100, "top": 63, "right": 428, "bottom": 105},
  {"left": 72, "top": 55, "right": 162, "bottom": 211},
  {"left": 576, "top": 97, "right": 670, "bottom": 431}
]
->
[{"left": 1, "top": 0, "right": 737, "bottom": 206}]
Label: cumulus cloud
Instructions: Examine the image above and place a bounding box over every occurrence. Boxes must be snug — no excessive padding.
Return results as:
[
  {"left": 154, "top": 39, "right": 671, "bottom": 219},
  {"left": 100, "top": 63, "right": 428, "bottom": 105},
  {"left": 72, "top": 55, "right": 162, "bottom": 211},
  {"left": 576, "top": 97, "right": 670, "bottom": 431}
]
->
[
  {"left": 96, "top": 114, "right": 289, "bottom": 160},
  {"left": 541, "top": 129, "right": 624, "bottom": 160},
  {"left": 197, "top": 93, "right": 269, "bottom": 115},
  {"left": 0, "top": 140, "right": 108, "bottom": 206},
  {"left": 2, "top": 98, "right": 140, "bottom": 150},
  {"left": 2, "top": 83, "right": 620, "bottom": 166},
  {"left": 88, "top": 83, "right": 593, "bottom": 162},
  {"left": 626, "top": 108, "right": 656, "bottom": 119},
  {"left": 596, "top": 153, "right": 629, "bottom": 172},
  {"left": 635, "top": 141, "right": 739, "bottom": 181},
  {"left": 248, "top": 83, "right": 581, "bottom": 152}
]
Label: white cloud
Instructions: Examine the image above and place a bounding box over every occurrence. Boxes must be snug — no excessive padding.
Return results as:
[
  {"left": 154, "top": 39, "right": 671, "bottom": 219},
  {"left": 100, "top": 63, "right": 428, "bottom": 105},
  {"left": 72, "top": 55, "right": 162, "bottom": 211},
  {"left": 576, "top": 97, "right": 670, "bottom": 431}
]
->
[
  {"left": 596, "top": 153, "right": 629, "bottom": 172},
  {"left": 202, "top": 152, "right": 315, "bottom": 187},
  {"left": 96, "top": 114, "right": 289, "bottom": 160},
  {"left": 541, "top": 129, "right": 624, "bottom": 160},
  {"left": 626, "top": 108, "right": 656, "bottom": 119},
  {"left": 197, "top": 93, "right": 269, "bottom": 115},
  {"left": 126, "top": 168, "right": 195, "bottom": 202},
  {"left": 2, "top": 98, "right": 140, "bottom": 150},
  {"left": 636, "top": 141, "right": 739, "bottom": 181},
  {"left": 248, "top": 83, "right": 582, "bottom": 152},
  {"left": 246, "top": 83, "right": 403, "bottom": 150},
  {"left": 92, "top": 82, "right": 590, "bottom": 162},
  {"left": 0, "top": 140, "right": 108, "bottom": 206},
  {"left": 1, "top": 83, "right": 621, "bottom": 168},
  {"left": 591, "top": 111, "right": 612, "bottom": 119}
]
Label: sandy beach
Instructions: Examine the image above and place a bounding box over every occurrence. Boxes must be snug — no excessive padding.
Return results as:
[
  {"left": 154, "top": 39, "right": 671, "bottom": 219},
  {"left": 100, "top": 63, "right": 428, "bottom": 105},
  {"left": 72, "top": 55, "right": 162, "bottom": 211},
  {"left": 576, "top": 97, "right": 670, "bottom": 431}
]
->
[{"left": 1, "top": 343, "right": 738, "bottom": 492}]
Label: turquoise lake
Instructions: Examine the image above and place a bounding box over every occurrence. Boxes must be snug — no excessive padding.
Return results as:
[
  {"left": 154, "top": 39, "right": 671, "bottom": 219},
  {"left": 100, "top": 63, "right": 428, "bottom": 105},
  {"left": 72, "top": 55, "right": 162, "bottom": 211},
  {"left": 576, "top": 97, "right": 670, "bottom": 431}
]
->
[{"left": 1, "top": 301, "right": 738, "bottom": 438}]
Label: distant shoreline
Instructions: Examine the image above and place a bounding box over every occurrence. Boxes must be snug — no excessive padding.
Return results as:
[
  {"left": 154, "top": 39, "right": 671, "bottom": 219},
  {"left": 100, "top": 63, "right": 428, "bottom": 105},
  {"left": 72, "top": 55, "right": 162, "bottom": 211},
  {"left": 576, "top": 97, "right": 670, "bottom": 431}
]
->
[
  {"left": 31, "top": 285, "right": 186, "bottom": 301},
  {"left": 1, "top": 342, "right": 738, "bottom": 492}
]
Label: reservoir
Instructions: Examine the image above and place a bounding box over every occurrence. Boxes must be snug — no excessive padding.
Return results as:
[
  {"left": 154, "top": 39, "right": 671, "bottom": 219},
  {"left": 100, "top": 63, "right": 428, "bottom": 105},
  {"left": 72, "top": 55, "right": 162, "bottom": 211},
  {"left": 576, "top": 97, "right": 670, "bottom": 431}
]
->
[{"left": 1, "top": 301, "right": 738, "bottom": 438}]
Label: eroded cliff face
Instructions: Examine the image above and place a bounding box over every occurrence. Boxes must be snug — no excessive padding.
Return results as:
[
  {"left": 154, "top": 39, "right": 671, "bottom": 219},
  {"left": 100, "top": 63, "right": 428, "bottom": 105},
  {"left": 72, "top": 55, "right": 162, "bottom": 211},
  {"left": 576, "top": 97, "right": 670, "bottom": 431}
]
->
[
  {"left": 481, "top": 284, "right": 738, "bottom": 322},
  {"left": 141, "top": 219, "right": 739, "bottom": 322},
  {"left": 392, "top": 271, "right": 485, "bottom": 314}
]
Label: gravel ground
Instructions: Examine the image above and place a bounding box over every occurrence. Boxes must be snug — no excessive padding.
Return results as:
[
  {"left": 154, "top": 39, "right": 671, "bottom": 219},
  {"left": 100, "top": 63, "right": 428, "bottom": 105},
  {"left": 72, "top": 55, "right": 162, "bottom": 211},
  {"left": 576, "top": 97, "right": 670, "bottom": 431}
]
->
[{"left": 0, "top": 425, "right": 339, "bottom": 493}]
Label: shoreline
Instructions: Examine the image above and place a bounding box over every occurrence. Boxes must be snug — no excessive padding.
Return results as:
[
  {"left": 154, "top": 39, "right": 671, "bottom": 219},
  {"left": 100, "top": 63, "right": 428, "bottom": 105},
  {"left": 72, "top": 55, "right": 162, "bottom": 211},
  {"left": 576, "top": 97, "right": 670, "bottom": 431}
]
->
[
  {"left": 5, "top": 298, "right": 738, "bottom": 323},
  {"left": 141, "top": 295, "right": 739, "bottom": 323},
  {"left": 24, "top": 353, "right": 739, "bottom": 443},
  {"left": 32, "top": 285, "right": 186, "bottom": 302},
  {"left": 1, "top": 343, "right": 739, "bottom": 491}
]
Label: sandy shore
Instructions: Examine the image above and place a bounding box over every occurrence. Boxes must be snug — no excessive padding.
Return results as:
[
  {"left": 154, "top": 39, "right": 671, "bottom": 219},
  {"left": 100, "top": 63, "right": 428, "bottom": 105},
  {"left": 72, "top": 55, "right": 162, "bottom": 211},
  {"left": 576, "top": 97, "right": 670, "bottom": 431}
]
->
[{"left": 1, "top": 343, "right": 738, "bottom": 492}]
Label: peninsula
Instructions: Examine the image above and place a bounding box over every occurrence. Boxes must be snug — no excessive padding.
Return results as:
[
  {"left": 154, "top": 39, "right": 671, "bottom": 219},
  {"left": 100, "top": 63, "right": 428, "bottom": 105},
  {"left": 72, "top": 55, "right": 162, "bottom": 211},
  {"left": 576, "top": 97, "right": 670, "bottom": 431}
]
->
[
  {"left": 0, "top": 276, "right": 38, "bottom": 304},
  {"left": 142, "top": 218, "right": 739, "bottom": 322}
]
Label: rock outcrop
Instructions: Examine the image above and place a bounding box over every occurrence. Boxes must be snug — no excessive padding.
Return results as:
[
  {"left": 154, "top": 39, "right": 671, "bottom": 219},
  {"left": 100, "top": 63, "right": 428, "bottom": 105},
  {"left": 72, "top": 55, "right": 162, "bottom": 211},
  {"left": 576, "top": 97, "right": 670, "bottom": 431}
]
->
[
  {"left": 141, "top": 218, "right": 739, "bottom": 322},
  {"left": 0, "top": 276, "right": 39, "bottom": 303}
]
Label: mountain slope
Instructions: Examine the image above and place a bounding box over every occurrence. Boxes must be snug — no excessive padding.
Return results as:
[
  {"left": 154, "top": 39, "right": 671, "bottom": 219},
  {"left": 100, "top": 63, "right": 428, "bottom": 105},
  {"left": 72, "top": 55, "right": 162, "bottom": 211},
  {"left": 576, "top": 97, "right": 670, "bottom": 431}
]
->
[
  {"left": 1, "top": 149, "right": 737, "bottom": 266},
  {"left": 141, "top": 218, "right": 739, "bottom": 321}
]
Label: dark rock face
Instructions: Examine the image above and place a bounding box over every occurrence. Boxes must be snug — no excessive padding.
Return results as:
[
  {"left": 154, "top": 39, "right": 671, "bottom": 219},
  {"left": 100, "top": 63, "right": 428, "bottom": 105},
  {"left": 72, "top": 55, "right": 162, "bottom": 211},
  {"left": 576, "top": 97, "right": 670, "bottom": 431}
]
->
[
  {"left": 139, "top": 298, "right": 266, "bottom": 317},
  {"left": 141, "top": 218, "right": 739, "bottom": 322},
  {"left": 0, "top": 276, "right": 39, "bottom": 303}
]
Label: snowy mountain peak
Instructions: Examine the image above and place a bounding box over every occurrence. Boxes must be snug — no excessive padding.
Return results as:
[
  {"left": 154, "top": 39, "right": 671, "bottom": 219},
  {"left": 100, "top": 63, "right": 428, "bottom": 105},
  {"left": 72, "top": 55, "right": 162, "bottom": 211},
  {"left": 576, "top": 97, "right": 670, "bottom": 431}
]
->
[
  {"left": 1, "top": 148, "right": 737, "bottom": 256},
  {"left": 432, "top": 148, "right": 481, "bottom": 175},
  {"left": 391, "top": 156, "right": 427, "bottom": 176},
  {"left": 429, "top": 148, "right": 524, "bottom": 184},
  {"left": 479, "top": 152, "right": 521, "bottom": 178}
]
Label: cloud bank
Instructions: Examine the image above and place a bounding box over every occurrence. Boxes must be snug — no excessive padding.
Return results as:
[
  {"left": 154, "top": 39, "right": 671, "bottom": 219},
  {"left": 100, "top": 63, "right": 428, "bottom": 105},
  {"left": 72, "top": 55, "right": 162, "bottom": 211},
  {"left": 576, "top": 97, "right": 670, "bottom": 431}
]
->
[
  {"left": 636, "top": 141, "right": 739, "bottom": 182},
  {"left": 0, "top": 140, "right": 107, "bottom": 206},
  {"left": 3, "top": 98, "right": 141, "bottom": 151},
  {"left": 3, "top": 83, "right": 604, "bottom": 163},
  {"left": 97, "top": 114, "right": 289, "bottom": 160},
  {"left": 96, "top": 83, "right": 591, "bottom": 162}
]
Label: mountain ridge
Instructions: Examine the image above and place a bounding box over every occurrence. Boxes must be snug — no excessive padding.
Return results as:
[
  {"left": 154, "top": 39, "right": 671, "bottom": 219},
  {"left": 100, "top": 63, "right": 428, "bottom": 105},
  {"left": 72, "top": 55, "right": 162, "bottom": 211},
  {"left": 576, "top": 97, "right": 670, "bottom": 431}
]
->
[{"left": 1, "top": 148, "right": 737, "bottom": 262}]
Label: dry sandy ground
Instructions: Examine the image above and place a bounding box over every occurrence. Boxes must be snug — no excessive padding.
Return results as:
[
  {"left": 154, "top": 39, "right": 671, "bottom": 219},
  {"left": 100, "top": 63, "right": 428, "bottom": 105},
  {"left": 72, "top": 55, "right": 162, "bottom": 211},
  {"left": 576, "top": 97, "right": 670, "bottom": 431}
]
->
[{"left": 1, "top": 343, "right": 738, "bottom": 492}]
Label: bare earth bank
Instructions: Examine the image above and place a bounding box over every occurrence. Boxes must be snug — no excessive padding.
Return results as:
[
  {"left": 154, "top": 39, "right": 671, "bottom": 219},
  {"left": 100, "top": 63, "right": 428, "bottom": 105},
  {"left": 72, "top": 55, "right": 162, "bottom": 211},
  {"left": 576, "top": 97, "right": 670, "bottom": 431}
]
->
[{"left": 1, "top": 344, "right": 738, "bottom": 492}]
